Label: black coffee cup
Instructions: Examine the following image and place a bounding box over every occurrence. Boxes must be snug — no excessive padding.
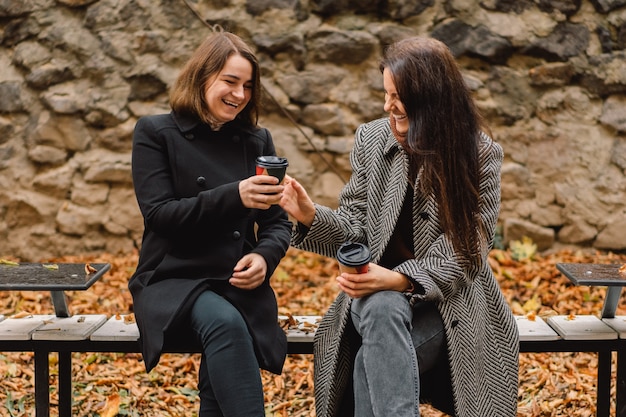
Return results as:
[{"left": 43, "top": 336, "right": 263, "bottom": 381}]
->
[
  {"left": 336, "top": 242, "right": 371, "bottom": 274},
  {"left": 255, "top": 156, "right": 289, "bottom": 184}
]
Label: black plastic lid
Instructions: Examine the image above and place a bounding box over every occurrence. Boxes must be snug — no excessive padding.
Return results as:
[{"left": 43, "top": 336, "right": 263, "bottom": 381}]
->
[
  {"left": 256, "top": 156, "right": 288, "bottom": 167},
  {"left": 336, "top": 242, "right": 371, "bottom": 267}
]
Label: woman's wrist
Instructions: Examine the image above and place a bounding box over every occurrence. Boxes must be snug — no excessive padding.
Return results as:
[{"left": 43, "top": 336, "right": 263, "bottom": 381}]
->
[
  {"left": 300, "top": 208, "right": 315, "bottom": 228},
  {"left": 394, "top": 272, "right": 414, "bottom": 293},
  {"left": 404, "top": 278, "right": 415, "bottom": 293}
]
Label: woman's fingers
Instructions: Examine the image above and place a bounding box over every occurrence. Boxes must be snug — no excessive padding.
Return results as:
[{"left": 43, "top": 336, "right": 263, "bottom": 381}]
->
[{"left": 239, "top": 175, "right": 283, "bottom": 208}]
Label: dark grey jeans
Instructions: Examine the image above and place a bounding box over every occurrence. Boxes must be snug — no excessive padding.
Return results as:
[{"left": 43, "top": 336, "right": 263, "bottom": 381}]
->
[
  {"left": 188, "top": 290, "right": 265, "bottom": 417},
  {"left": 351, "top": 291, "right": 452, "bottom": 417}
]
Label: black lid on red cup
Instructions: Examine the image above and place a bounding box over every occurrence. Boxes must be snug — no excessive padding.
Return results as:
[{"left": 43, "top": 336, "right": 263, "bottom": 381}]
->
[
  {"left": 256, "top": 156, "right": 288, "bottom": 168},
  {"left": 336, "top": 242, "right": 371, "bottom": 267}
]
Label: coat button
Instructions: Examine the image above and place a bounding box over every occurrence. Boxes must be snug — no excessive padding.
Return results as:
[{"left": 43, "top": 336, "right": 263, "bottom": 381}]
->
[
  {"left": 419, "top": 212, "right": 430, "bottom": 220},
  {"left": 196, "top": 176, "right": 206, "bottom": 186},
  {"left": 184, "top": 133, "right": 194, "bottom": 140},
  {"left": 232, "top": 231, "right": 241, "bottom": 240}
]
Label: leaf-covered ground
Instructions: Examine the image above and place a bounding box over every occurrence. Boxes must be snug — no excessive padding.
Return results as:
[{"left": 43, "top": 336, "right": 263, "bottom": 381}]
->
[{"left": 0, "top": 247, "right": 625, "bottom": 416}]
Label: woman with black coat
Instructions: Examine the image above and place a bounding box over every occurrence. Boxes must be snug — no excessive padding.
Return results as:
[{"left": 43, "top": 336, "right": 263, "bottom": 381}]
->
[{"left": 129, "top": 27, "right": 291, "bottom": 417}]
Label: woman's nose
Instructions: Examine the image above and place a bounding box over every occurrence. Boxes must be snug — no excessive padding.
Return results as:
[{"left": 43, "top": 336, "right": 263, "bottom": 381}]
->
[
  {"left": 232, "top": 85, "right": 245, "bottom": 99},
  {"left": 383, "top": 96, "right": 392, "bottom": 112}
]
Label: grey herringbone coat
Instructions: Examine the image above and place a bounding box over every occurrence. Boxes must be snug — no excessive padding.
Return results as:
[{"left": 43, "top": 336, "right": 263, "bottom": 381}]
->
[{"left": 292, "top": 117, "right": 519, "bottom": 417}]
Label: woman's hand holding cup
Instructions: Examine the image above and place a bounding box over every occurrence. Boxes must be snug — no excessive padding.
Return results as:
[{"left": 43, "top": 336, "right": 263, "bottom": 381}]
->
[
  {"left": 240, "top": 155, "right": 289, "bottom": 209},
  {"left": 239, "top": 175, "right": 284, "bottom": 209}
]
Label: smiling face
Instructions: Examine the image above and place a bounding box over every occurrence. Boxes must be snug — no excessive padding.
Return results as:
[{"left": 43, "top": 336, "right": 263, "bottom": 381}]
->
[
  {"left": 204, "top": 54, "right": 253, "bottom": 124},
  {"left": 382, "top": 68, "right": 408, "bottom": 136}
]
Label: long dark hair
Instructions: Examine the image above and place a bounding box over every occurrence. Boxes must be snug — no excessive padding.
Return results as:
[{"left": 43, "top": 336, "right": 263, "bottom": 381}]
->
[
  {"left": 380, "top": 36, "right": 487, "bottom": 262},
  {"left": 169, "top": 26, "right": 260, "bottom": 127}
]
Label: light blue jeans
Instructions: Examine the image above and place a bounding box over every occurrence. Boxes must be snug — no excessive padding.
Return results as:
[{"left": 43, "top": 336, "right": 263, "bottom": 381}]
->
[
  {"left": 188, "top": 290, "right": 264, "bottom": 417},
  {"left": 350, "top": 291, "right": 449, "bottom": 417}
]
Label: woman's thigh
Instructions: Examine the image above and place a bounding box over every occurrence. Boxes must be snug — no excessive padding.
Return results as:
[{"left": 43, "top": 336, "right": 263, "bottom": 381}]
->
[
  {"left": 410, "top": 301, "right": 446, "bottom": 374},
  {"left": 163, "top": 290, "right": 249, "bottom": 350},
  {"left": 351, "top": 290, "right": 412, "bottom": 332}
]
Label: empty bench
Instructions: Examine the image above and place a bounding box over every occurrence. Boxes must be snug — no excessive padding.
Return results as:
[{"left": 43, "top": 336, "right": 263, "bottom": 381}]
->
[{"left": 0, "top": 313, "right": 625, "bottom": 417}]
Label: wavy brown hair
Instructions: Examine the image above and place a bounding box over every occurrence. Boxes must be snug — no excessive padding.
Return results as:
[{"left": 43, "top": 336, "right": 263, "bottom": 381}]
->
[
  {"left": 380, "top": 36, "right": 488, "bottom": 262},
  {"left": 169, "top": 26, "right": 260, "bottom": 127}
]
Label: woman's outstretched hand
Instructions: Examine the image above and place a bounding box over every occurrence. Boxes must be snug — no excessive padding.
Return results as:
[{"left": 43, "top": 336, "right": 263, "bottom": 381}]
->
[{"left": 279, "top": 175, "right": 316, "bottom": 227}]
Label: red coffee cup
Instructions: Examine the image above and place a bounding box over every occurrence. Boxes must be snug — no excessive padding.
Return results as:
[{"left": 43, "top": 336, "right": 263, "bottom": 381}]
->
[{"left": 255, "top": 156, "right": 288, "bottom": 184}]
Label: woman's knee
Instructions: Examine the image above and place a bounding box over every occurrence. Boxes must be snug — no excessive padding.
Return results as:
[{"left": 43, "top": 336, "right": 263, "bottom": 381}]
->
[
  {"left": 190, "top": 291, "right": 249, "bottom": 338},
  {"left": 352, "top": 291, "right": 411, "bottom": 327}
]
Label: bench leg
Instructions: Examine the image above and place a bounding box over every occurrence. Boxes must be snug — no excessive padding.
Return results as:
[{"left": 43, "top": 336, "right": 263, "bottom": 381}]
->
[
  {"left": 598, "top": 351, "right": 611, "bottom": 417},
  {"left": 58, "top": 351, "right": 72, "bottom": 417},
  {"left": 618, "top": 346, "right": 626, "bottom": 417},
  {"left": 34, "top": 350, "right": 49, "bottom": 417},
  {"left": 50, "top": 291, "right": 70, "bottom": 318}
]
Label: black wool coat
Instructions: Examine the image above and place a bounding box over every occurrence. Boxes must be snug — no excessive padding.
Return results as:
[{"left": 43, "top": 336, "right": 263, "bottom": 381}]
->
[{"left": 129, "top": 111, "right": 291, "bottom": 375}]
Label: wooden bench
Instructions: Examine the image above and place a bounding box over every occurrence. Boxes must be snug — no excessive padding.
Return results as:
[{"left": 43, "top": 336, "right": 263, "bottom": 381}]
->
[
  {"left": 0, "top": 313, "right": 318, "bottom": 417},
  {"left": 0, "top": 313, "right": 625, "bottom": 417}
]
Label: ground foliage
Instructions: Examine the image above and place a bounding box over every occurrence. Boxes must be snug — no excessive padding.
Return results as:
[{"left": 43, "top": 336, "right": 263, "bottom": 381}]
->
[{"left": 0, "top": 247, "right": 625, "bottom": 416}]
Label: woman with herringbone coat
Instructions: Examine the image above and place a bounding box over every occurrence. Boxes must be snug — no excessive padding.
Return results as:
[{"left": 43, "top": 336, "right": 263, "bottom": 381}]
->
[{"left": 280, "top": 36, "right": 518, "bottom": 417}]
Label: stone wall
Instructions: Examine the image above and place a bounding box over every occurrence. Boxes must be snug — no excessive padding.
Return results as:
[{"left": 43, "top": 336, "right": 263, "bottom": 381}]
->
[{"left": 1, "top": 0, "right": 625, "bottom": 261}]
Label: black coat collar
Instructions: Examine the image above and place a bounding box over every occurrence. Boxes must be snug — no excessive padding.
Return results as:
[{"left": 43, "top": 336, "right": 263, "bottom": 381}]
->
[{"left": 171, "top": 111, "right": 257, "bottom": 137}]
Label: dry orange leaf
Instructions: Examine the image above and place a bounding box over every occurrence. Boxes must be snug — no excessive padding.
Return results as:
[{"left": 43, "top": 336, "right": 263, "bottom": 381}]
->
[
  {"left": 99, "top": 393, "right": 121, "bottom": 417},
  {"left": 10, "top": 311, "right": 32, "bottom": 319}
]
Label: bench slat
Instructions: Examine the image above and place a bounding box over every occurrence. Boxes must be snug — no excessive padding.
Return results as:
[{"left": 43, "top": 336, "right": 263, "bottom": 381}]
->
[
  {"left": 282, "top": 315, "right": 319, "bottom": 343},
  {"left": 516, "top": 316, "right": 560, "bottom": 341},
  {"left": 90, "top": 315, "right": 140, "bottom": 341},
  {"left": 547, "top": 315, "right": 618, "bottom": 340},
  {"left": 0, "top": 314, "right": 55, "bottom": 340},
  {"left": 32, "top": 315, "right": 108, "bottom": 341},
  {"left": 602, "top": 316, "right": 626, "bottom": 338}
]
